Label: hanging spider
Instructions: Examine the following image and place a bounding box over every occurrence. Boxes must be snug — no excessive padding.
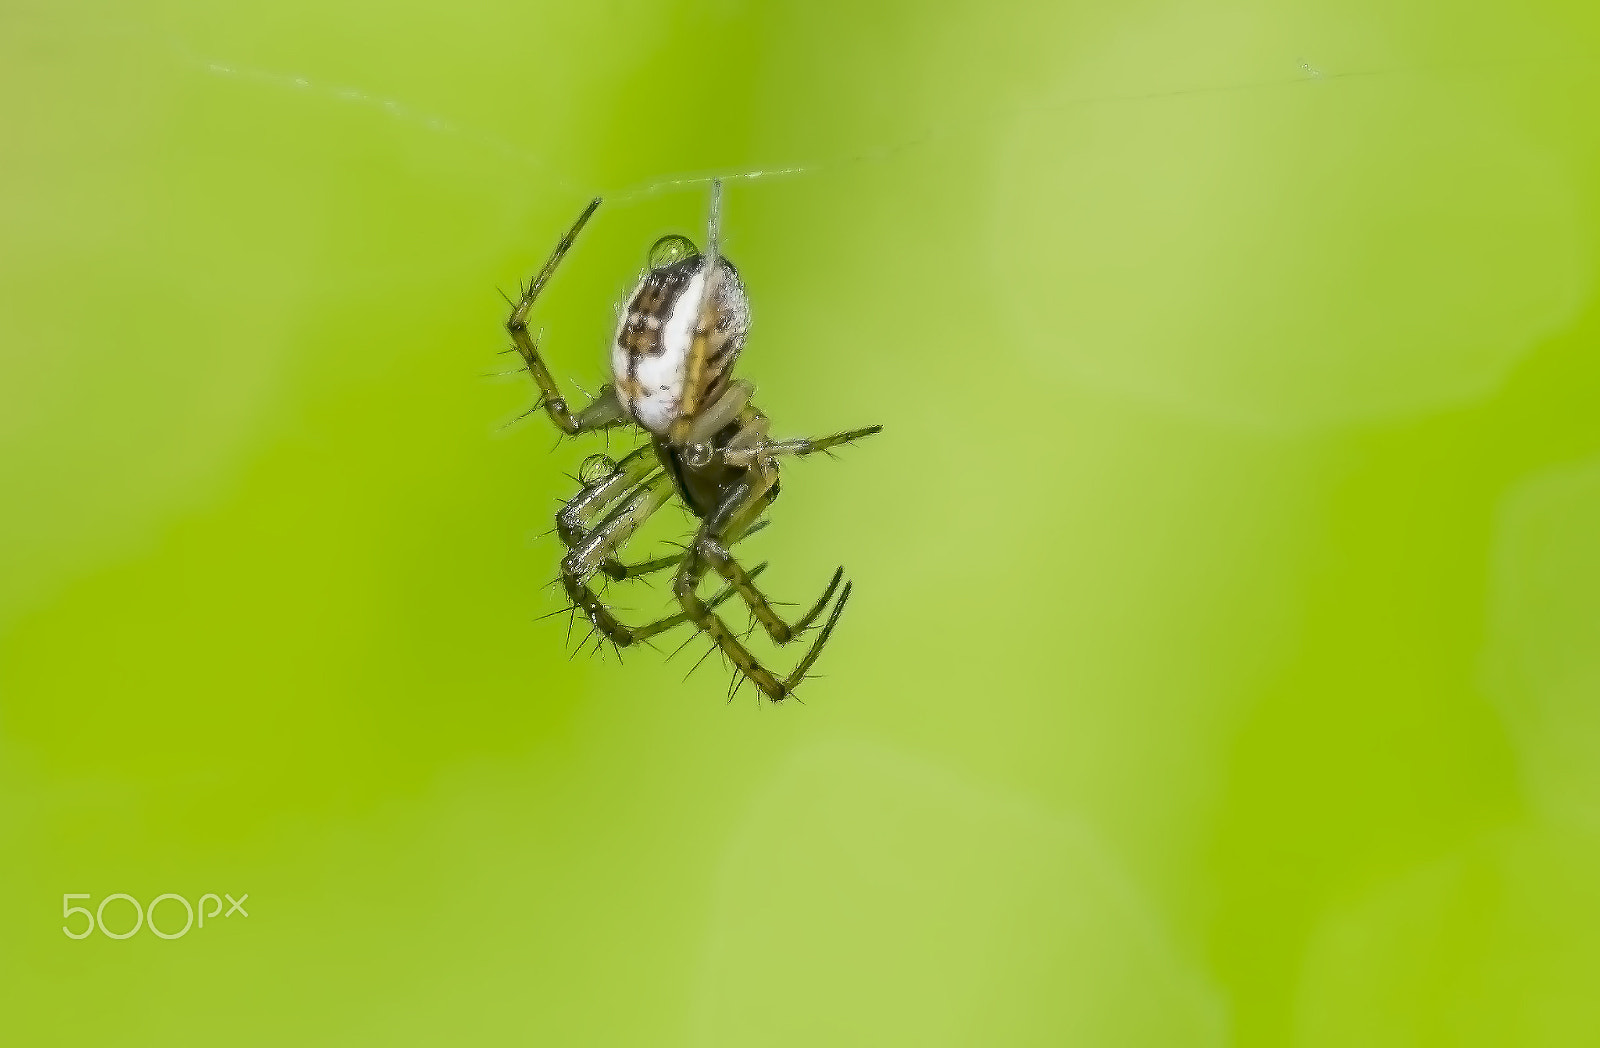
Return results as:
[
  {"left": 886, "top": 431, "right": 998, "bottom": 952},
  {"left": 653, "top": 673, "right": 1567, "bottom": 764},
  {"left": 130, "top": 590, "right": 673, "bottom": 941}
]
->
[{"left": 504, "top": 181, "right": 881, "bottom": 702}]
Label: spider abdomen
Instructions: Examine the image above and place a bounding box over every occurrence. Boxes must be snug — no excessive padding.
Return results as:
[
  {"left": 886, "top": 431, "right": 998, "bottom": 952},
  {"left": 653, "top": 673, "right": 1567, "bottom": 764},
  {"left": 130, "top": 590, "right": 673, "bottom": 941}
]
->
[{"left": 612, "top": 255, "right": 749, "bottom": 435}]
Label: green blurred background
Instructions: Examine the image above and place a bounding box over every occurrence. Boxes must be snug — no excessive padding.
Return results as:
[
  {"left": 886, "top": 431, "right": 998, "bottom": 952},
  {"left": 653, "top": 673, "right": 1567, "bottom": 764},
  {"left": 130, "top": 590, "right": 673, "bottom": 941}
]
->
[{"left": 3, "top": 0, "right": 1599, "bottom": 1043}]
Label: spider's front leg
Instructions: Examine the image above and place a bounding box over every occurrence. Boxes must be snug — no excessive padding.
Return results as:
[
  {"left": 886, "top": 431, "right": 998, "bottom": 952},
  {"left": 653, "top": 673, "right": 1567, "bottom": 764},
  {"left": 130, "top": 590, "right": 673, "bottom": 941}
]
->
[
  {"left": 507, "top": 197, "right": 626, "bottom": 436},
  {"left": 719, "top": 409, "right": 883, "bottom": 469},
  {"left": 672, "top": 469, "right": 854, "bottom": 702},
  {"left": 553, "top": 444, "right": 767, "bottom": 582},
  {"left": 558, "top": 472, "right": 763, "bottom": 647}
]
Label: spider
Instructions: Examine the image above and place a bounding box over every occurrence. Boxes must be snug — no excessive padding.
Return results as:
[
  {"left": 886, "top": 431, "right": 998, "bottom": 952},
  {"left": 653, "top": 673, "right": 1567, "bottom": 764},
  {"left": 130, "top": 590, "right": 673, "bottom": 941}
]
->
[{"left": 504, "top": 181, "right": 881, "bottom": 702}]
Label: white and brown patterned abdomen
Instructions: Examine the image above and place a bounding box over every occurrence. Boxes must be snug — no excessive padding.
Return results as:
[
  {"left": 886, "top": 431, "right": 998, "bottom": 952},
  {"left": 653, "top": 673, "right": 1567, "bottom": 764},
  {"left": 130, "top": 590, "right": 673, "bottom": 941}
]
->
[{"left": 611, "top": 257, "right": 749, "bottom": 435}]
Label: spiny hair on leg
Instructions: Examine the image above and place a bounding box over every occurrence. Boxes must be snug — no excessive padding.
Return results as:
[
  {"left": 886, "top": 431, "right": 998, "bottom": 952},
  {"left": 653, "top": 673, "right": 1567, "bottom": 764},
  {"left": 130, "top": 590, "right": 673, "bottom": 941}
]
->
[
  {"left": 497, "top": 400, "right": 549, "bottom": 433},
  {"left": 725, "top": 665, "right": 748, "bottom": 705},
  {"left": 683, "top": 633, "right": 725, "bottom": 681}
]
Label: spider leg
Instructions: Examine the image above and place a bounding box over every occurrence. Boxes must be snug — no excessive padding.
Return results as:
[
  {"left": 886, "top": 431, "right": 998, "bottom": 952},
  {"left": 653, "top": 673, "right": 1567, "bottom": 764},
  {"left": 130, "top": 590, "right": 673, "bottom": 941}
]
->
[
  {"left": 506, "top": 197, "right": 627, "bottom": 436},
  {"left": 552, "top": 446, "right": 766, "bottom": 581},
  {"left": 672, "top": 471, "right": 854, "bottom": 702},
  {"left": 630, "top": 562, "right": 770, "bottom": 645},
  {"left": 697, "top": 540, "right": 845, "bottom": 645},
  {"left": 556, "top": 445, "right": 660, "bottom": 548},
  {"left": 684, "top": 441, "right": 845, "bottom": 646},
  {"left": 681, "top": 379, "right": 755, "bottom": 447},
  {"left": 667, "top": 180, "right": 725, "bottom": 446},
  {"left": 597, "top": 519, "right": 771, "bottom": 582},
  {"left": 557, "top": 473, "right": 758, "bottom": 646},
  {"left": 559, "top": 473, "right": 674, "bottom": 642},
  {"left": 722, "top": 420, "right": 884, "bottom": 468}
]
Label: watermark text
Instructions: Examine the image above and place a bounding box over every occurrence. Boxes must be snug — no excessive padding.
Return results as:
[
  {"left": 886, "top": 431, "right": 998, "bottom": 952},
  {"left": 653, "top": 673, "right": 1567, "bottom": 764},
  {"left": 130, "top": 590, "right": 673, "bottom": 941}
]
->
[{"left": 62, "top": 893, "right": 249, "bottom": 940}]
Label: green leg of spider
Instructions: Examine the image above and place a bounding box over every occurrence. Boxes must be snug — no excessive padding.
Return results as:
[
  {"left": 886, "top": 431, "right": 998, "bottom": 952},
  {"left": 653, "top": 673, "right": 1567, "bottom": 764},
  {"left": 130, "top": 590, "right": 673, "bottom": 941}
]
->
[
  {"left": 554, "top": 444, "right": 662, "bottom": 582},
  {"left": 564, "top": 562, "right": 769, "bottom": 648},
  {"left": 695, "top": 542, "right": 843, "bottom": 645},
  {"left": 557, "top": 473, "right": 765, "bottom": 647},
  {"left": 552, "top": 446, "right": 769, "bottom": 582},
  {"left": 595, "top": 518, "right": 771, "bottom": 582},
  {"left": 722, "top": 412, "right": 884, "bottom": 469},
  {"left": 686, "top": 469, "right": 839, "bottom": 645},
  {"left": 558, "top": 473, "right": 670, "bottom": 646},
  {"left": 672, "top": 473, "right": 853, "bottom": 702},
  {"left": 506, "top": 197, "right": 626, "bottom": 435},
  {"left": 556, "top": 445, "right": 658, "bottom": 545}
]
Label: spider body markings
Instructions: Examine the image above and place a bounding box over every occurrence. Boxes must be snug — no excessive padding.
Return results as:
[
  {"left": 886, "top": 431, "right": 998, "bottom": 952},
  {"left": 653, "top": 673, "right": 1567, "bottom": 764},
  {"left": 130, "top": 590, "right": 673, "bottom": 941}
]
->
[{"left": 505, "top": 182, "right": 881, "bottom": 702}]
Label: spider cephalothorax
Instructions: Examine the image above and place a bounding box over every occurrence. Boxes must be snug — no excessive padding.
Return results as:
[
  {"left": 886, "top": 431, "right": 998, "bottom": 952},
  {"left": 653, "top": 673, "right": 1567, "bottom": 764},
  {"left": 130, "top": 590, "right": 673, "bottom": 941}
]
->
[{"left": 502, "top": 182, "right": 880, "bottom": 702}]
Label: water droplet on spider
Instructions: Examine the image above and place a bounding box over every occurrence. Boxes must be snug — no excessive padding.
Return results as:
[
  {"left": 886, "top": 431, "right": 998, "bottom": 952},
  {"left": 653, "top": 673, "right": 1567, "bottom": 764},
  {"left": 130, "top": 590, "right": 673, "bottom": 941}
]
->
[
  {"left": 648, "top": 234, "right": 698, "bottom": 270},
  {"left": 578, "top": 454, "right": 617, "bottom": 485}
]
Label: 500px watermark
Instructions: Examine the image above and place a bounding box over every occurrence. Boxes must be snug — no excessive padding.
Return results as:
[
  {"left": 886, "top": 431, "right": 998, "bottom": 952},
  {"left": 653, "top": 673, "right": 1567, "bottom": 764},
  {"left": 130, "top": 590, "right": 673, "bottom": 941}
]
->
[{"left": 62, "top": 892, "right": 249, "bottom": 940}]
